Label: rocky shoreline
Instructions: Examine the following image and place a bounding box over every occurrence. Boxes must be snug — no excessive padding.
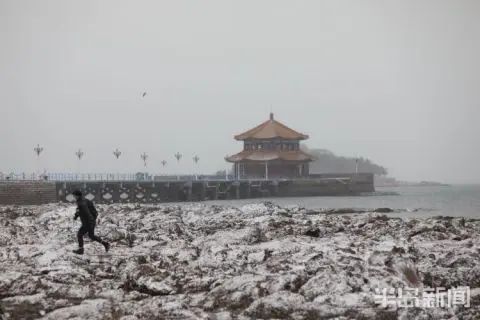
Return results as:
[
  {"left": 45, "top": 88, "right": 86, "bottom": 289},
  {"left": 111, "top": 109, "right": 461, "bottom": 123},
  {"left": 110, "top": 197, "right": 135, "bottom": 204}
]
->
[{"left": 1, "top": 203, "right": 479, "bottom": 319}]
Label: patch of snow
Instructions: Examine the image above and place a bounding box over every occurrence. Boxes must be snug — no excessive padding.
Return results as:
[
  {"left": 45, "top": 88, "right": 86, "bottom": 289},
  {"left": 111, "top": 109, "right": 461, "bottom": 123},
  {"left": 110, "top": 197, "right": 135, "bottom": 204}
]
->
[{"left": 1, "top": 203, "right": 480, "bottom": 319}]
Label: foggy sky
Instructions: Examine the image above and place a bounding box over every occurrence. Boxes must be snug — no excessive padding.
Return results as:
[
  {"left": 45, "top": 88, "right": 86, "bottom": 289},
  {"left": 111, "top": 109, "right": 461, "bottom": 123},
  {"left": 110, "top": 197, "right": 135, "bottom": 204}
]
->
[{"left": 1, "top": 0, "right": 479, "bottom": 183}]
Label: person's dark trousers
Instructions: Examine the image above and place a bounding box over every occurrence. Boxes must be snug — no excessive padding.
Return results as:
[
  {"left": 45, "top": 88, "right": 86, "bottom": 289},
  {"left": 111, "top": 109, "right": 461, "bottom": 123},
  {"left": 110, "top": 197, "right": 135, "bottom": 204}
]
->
[{"left": 77, "top": 221, "right": 107, "bottom": 248}]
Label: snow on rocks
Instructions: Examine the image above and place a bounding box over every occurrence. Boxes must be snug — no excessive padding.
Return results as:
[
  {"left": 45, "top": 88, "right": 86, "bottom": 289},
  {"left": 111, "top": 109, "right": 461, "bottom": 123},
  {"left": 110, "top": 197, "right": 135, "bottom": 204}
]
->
[{"left": 0, "top": 202, "right": 479, "bottom": 319}]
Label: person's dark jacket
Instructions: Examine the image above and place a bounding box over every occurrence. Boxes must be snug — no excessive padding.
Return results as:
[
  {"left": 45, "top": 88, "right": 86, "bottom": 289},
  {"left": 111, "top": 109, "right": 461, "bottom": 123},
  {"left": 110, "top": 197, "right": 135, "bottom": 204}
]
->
[
  {"left": 86, "top": 199, "right": 98, "bottom": 220},
  {"left": 74, "top": 198, "right": 98, "bottom": 225}
]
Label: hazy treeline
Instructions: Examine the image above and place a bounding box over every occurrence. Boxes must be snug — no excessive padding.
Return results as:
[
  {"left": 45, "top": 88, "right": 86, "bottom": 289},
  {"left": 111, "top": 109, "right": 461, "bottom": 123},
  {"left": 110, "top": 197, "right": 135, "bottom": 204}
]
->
[
  {"left": 302, "top": 145, "right": 388, "bottom": 176},
  {"left": 216, "top": 145, "right": 388, "bottom": 176}
]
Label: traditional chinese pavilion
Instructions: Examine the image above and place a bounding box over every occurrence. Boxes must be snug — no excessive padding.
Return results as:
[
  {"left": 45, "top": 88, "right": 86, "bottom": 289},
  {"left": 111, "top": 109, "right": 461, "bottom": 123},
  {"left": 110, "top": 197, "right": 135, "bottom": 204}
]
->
[{"left": 225, "top": 113, "right": 314, "bottom": 179}]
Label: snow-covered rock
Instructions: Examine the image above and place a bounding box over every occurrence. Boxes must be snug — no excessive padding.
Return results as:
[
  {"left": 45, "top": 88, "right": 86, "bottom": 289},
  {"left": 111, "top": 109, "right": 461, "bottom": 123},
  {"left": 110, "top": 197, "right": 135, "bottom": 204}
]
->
[{"left": 0, "top": 203, "right": 479, "bottom": 319}]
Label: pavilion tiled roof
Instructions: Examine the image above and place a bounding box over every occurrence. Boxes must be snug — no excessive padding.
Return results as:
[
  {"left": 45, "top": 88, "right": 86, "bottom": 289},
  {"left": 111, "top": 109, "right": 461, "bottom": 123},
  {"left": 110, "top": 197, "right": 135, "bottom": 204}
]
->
[
  {"left": 234, "top": 113, "right": 309, "bottom": 141},
  {"left": 225, "top": 150, "right": 314, "bottom": 163}
]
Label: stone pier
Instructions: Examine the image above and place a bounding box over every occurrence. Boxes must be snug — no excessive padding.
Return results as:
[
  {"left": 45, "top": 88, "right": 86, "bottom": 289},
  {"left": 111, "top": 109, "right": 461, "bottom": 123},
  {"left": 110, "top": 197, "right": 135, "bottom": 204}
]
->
[{"left": 0, "top": 173, "right": 375, "bottom": 205}]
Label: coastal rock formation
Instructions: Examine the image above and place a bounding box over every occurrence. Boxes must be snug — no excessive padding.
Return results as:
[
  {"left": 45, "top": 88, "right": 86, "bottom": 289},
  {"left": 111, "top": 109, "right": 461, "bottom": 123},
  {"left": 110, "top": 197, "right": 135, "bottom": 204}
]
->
[{"left": 0, "top": 203, "right": 479, "bottom": 319}]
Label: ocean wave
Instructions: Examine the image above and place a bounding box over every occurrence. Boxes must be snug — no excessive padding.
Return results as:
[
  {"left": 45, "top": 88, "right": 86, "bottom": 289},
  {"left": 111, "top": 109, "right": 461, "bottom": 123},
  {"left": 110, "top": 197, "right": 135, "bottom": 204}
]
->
[
  {"left": 312, "top": 207, "right": 437, "bottom": 214},
  {"left": 360, "top": 191, "right": 402, "bottom": 196}
]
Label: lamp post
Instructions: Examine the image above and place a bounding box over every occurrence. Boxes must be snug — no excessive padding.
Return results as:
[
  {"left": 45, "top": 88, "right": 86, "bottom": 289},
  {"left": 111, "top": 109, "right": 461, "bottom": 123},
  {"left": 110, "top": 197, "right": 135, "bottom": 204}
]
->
[
  {"left": 76, "top": 148, "right": 84, "bottom": 160},
  {"left": 34, "top": 144, "right": 43, "bottom": 179},
  {"left": 113, "top": 148, "right": 121, "bottom": 159},
  {"left": 140, "top": 152, "right": 148, "bottom": 180},
  {"left": 160, "top": 160, "right": 167, "bottom": 180},
  {"left": 193, "top": 155, "right": 199, "bottom": 180},
  {"left": 174, "top": 152, "right": 182, "bottom": 180},
  {"left": 113, "top": 148, "right": 121, "bottom": 179},
  {"left": 34, "top": 144, "right": 43, "bottom": 157},
  {"left": 140, "top": 152, "right": 148, "bottom": 167},
  {"left": 224, "top": 155, "right": 229, "bottom": 181},
  {"left": 75, "top": 149, "right": 84, "bottom": 180},
  {"left": 354, "top": 153, "right": 359, "bottom": 175}
]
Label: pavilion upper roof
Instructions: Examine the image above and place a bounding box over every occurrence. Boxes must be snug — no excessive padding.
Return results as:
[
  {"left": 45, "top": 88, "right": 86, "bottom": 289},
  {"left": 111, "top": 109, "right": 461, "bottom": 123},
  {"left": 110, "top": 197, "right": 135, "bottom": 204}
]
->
[{"left": 234, "top": 113, "right": 309, "bottom": 141}]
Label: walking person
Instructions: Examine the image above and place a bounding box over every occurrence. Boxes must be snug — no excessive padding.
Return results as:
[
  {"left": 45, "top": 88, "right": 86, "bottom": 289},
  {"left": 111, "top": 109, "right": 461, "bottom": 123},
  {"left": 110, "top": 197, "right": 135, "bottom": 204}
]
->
[{"left": 72, "top": 189, "right": 110, "bottom": 255}]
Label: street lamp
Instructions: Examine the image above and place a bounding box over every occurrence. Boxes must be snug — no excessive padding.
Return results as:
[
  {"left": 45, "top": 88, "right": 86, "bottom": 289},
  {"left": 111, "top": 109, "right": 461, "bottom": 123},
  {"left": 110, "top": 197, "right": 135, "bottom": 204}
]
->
[
  {"left": 354, "top": 153, "right": 359, "bottom": 175},
  {"left": 140, "top": 152, "right": 148, "bottom": 180},
  {"left": 113, "top": 148, "right": 121, "bottom": 179},
  {"left": 75, "top": 149, "right": 84, "bottom": 180},
  {"left": 113, "top": 148, "right": 121, "bottom": 159},
  {"left": 33, "top": 144, "right": 43, "bottom": 179},
  {"left": 193, "top": 155, "right": 199, "bottom": 180},
  {"left": 140, "top": 152, "right": 148, "bottom": 167},
  {"left": 76, "top": 149, "right": 84, "bottom": 160},
  {"left": 160, "top": 160, "right": 167, "bottom": 179},
  {"left": 224, "top": 155, "right": 230, "bottom": 181},
  {"left": 34, "top": 144, "right": 43, "bottom": 157},
  {"left": 174, "top": 152, "right": 182, "bottom": 180}
]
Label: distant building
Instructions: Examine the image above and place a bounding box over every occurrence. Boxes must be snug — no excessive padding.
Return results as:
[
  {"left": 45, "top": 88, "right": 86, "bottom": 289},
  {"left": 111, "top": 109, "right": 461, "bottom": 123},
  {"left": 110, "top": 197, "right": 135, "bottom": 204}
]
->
[{"left": 225, "top": 113, "right": 314, "bottom": 179}]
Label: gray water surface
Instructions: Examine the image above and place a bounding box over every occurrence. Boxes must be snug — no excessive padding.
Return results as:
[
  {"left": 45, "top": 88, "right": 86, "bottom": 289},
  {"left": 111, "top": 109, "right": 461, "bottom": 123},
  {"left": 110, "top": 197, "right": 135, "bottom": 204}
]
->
[{"left": 203, "top": 185, "right": 480, "bottom": 218}]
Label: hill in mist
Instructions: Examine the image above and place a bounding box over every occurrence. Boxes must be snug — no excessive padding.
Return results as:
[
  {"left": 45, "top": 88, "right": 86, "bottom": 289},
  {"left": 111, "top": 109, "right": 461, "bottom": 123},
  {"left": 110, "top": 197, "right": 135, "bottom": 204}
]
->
[
  {"left": 301, "top": 145, "right": 388, "bottom": 176},
  {"left": 216, "top": 145, "right": 388, "bottom": 176}
]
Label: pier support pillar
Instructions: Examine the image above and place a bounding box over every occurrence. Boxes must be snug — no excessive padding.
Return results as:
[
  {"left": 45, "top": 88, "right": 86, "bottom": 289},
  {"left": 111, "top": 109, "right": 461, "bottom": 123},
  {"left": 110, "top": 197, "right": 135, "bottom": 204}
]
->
[
  {"left": 213, "top": 184, "right": 218, "bottom": 200},
  {"left": 200, "top": 183, "right": 206, "bottom": 201},
  {"left": 273, "top": 180, "right": 279, "bottom": 197}
]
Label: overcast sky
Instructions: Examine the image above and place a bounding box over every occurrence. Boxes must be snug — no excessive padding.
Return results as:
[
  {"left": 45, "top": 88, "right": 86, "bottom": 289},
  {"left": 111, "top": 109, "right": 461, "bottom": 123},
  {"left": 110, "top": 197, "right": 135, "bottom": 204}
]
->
[{"left": 1, "top": 0, "right": 479, "bottom": 183}]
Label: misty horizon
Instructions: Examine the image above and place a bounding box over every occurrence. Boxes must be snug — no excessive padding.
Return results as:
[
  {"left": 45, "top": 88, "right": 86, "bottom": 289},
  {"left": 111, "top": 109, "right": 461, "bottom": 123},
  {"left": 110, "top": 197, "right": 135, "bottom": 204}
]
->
[{"left": 1, "top": 0, "right": 479, "bottom": 184}]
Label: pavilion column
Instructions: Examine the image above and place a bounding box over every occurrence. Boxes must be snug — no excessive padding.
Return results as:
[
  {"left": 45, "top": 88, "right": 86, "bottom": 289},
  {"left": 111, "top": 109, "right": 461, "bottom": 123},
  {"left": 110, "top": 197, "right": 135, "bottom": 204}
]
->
[
  {"left": 237, "top": 163, "right": 241, "bottom": 180},
  {"left": 299, "top": 164, "right": 302, "bottom": 177},
  {"left": 265, "top": 161, "right": 268, "bottom": 180}
]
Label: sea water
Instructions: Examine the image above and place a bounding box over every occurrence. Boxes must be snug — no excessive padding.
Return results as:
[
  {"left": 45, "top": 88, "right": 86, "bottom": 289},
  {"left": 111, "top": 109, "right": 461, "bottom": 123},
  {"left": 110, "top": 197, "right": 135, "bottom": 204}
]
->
[{"left": 205, "top": 185, "right": 480, "bottom": 218}]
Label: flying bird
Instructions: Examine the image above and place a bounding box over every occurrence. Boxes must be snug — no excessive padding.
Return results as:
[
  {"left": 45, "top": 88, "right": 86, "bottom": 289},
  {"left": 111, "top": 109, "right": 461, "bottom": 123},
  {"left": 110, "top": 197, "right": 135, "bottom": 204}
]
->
[{"left": 142, "top": 92, "right": 147, "bottom": 98}]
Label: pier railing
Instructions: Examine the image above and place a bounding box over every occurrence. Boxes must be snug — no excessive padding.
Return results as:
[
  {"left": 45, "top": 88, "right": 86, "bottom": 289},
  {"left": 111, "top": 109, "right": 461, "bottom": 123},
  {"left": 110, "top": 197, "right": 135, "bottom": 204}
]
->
[
  {"left": 0, "top": 172, "right": 373, "bottom": 182},
  {"left": 0, "top": 172, "right": 238, "bottom": 182}
]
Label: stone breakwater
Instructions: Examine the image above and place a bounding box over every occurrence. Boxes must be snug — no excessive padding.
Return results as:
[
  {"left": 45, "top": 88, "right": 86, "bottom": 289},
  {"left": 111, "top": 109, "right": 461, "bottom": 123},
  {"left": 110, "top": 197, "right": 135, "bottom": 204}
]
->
[{"left": 0, "top": 203, "right": 479, "bottom": 319}]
